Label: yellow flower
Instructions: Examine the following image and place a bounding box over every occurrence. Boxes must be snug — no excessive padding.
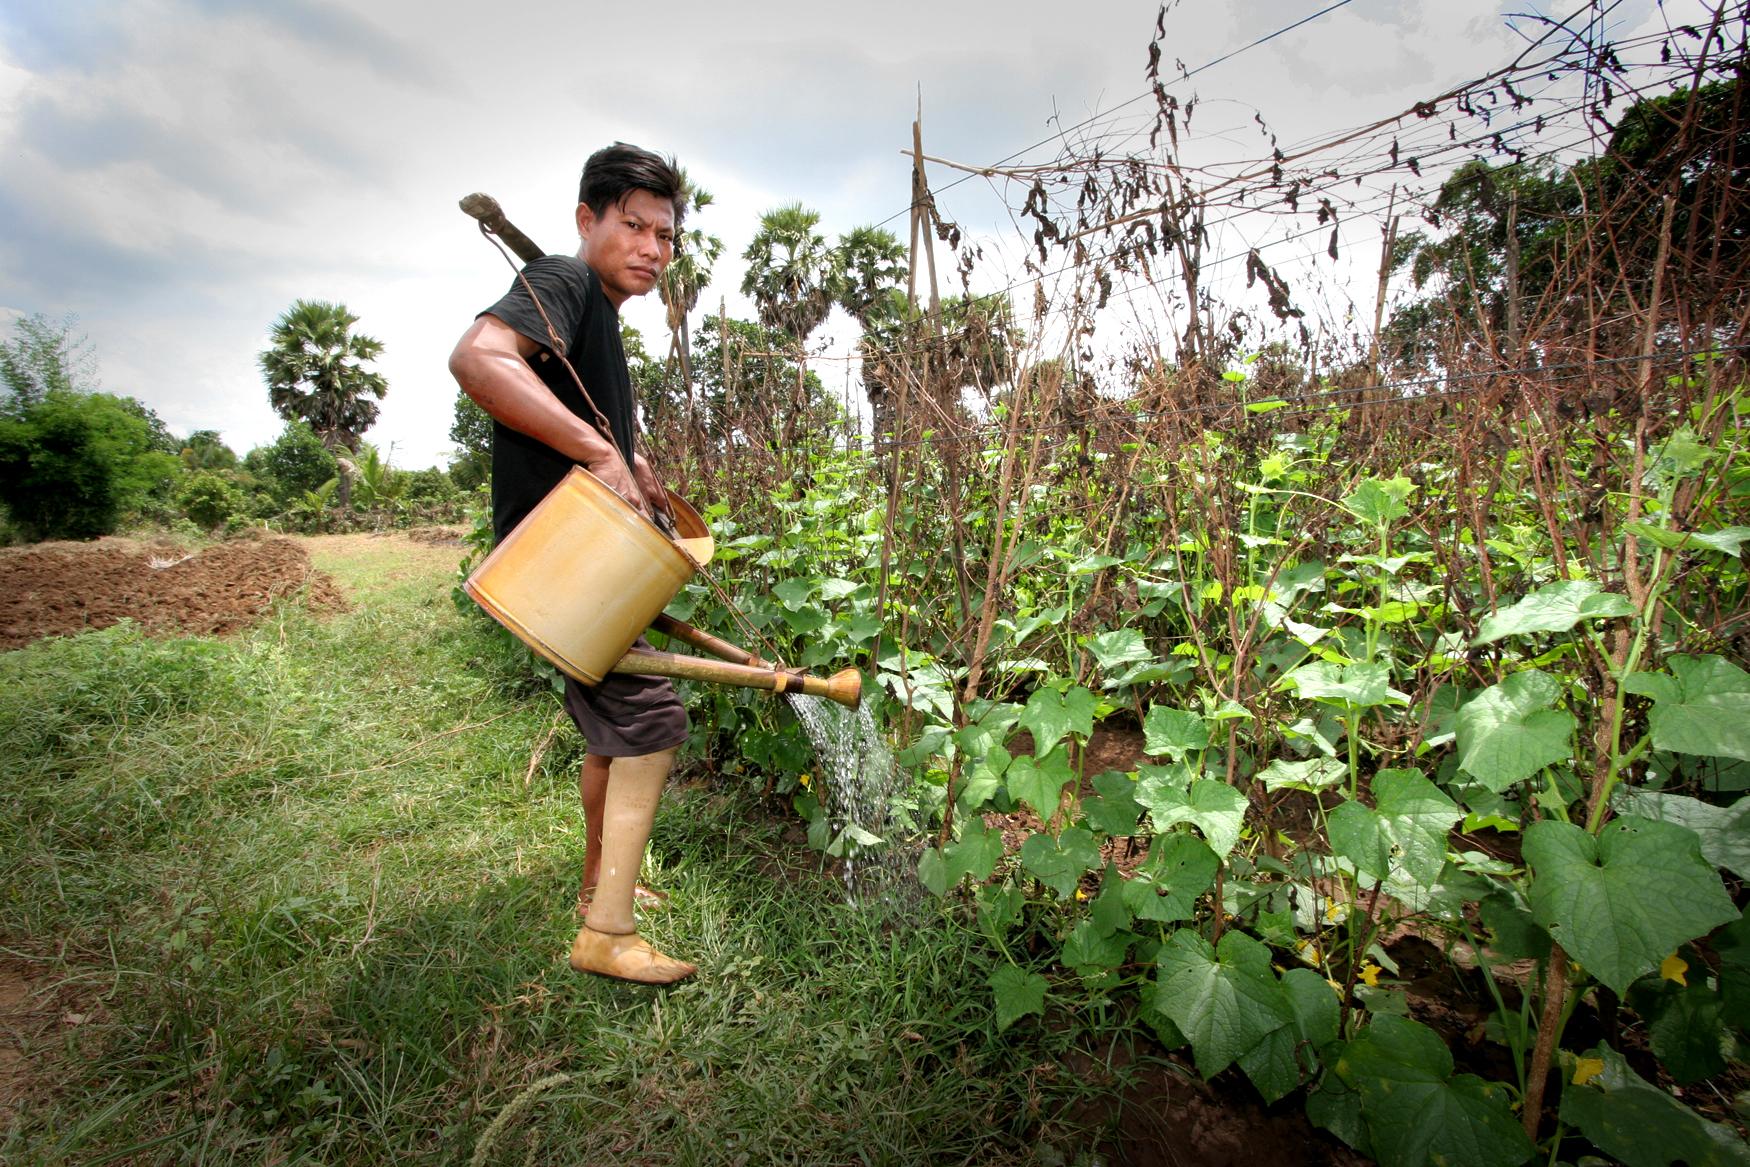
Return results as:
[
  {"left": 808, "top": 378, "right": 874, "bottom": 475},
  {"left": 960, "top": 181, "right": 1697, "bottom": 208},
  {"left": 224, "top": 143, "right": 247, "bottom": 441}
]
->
[
  {"left": 1661, "top": 952, "right": 1689, "bottom": 986},
  {"left": 1358, "top": 963, "right": 1383, "bottom": 987},
  {"left": 799, "top": 773, "right": 813, "bottom": 789},
  {"left": 1074, "top": 889, "right": 1088, "bottom": 901},
  {"left": 1572, "top": 1057, "right": 1605, "bottom": 1087}
]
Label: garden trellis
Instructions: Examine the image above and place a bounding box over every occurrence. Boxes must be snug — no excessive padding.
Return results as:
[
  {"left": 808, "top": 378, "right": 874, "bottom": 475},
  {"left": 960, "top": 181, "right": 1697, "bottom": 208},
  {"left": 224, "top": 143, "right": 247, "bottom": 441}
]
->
[{"left": 633, "top": 1, "right": 1750, "bottom": 1159}]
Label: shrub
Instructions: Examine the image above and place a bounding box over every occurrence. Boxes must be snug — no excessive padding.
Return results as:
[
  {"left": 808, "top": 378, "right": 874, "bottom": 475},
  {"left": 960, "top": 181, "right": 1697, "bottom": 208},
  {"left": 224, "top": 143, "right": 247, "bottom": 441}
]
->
[
  {"left": 0, "top": 390, "right": 181, "bottom": 540},
  {"left": 402, "top": 467, "right": 458, "bottom": 503},
  {"left": 177, "top": 471, "right": 246, "bottom": 530},
  {"left": 243, "top": 423, "right": 337, "bottom": 505}
]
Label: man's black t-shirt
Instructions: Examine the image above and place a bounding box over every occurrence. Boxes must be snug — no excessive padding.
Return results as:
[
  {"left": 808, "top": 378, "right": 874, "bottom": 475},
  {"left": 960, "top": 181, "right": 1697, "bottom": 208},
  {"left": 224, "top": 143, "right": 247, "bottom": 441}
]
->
[{"left": 478, "top": 255, "right": 636, "bottom": 542}]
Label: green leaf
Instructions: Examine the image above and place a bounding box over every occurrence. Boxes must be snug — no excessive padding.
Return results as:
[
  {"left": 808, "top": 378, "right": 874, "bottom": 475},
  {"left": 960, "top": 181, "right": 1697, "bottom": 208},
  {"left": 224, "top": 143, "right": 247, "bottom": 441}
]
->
[
  {"left": 1333, "top": 1013, "right": 1533, "bottom": 1167},
  {"left": 1121, "top": 834, "right": 1218, "bottom": 922},
  {"left": 1621, "top": 655, "right": 1750, "bottom": 763},
  {"left": 772, "top": 576, "right": 817, "bottom": 611},
  {"left": 1342, "top": 476, "right": 1416, "bottom": 528},
  {"left": 1454, "top": 670, "right": 1576, "bottom": 791},
  {"left": 1328, "top": 800, "right": 1392, "bottom": 882},
  {"left": 1088, "top": 862, "right": 1132, "bottom": 937},
  {"left": 1063, "top": 918, "right": 1130, "bottom": 974},
  {"left": 1523, "top": 817, "right": 1741, "bottom": 994},
  {"left": 1081, "top": 770, "right": 1144, "bottom": 836},
  {"left": 1714, "top": 916, "right": 1750, "bottom": 1032},
  {"left": 1372, "top": 769, "right": 1462, "bottom": 887},
  {"left": 1471, "top": 579, "right": 1636, "bottom": 646},
  {"left": 1063, "top": 686, "right": 1097, "bottom": 741},
  {"left": 1622, "top": 522, "right": 1750, "bottom": 557},
  {"left": 988, "top": 965, "right": 1048, "bottom": 1032},
  {"left": 1018, "top": 826, "right": 1100, "bottom": 899},
  {"left": 943, "top": 817, "right": 1006, "bottom": 887},
  {"left": 817, "top": 577, "right": 859, "bottom": 601},
  {"left": 1237, "top": 968, "right": 1340, "bottom": 1104},
  {"left": 781, "top": 606, "right": 829, "bottom": 635},
  {"left": 1478, "top": 891, "right": 1551, "bottom": 961},
  {"left": 1154, "top": 929, "right": 1291, "bottom": 1078},
  {"left": 1617, "top": 790, "right": 1750, "bottom": 879},
  {"left": 1283, "top": 660, "right": 1394, "bottom": 707},
  {"left": 895, "top": 724, "right": 952, "bottom": 768},
  {"left": 1256, "top": 756, "right": 1348, "bottom": 792},
  {"left": 1083, "top": 629, "right": 1153, "bottom": 671},
  {"left": 1017, "top": 687, "right": 1071, "bottom": 756},
  {"left": 1142, "top": 705, "right": 1210, "bottom": 759},
  {"left": 1626, "top": 973, "right": 1728, "bottom": 1085},
  {"left": 917, "top": 846, "right": 947, "bottom": 896},
  {"left": 1005, "top": 748, "right": 1075, "bottom": 819},
  {"left": 1306, "top": 1066, "right": 1373, "bottom": 1157},
  {"left": 1560, "top": 1044, "right": 1750, "bottom": 1167},
  {"left": 1137, "top": 778, "right": 1248, "bottom": 858}
]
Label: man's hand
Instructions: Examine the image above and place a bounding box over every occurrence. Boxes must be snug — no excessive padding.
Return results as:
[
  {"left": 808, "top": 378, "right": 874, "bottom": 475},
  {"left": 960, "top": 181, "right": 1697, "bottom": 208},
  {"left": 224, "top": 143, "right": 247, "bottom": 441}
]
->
[
  {"left": 587, "top": 455, "right": 650, "bottom": 519},
  {"left": 631, "top": 453, "right": 669, "bottom": 527}
]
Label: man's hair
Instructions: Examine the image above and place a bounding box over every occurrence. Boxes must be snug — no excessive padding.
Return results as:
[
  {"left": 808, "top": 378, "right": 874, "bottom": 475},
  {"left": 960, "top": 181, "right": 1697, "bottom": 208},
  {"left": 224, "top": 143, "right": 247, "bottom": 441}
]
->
[{"left": 579, "top": 143, "right": 687, "bottom": 227}]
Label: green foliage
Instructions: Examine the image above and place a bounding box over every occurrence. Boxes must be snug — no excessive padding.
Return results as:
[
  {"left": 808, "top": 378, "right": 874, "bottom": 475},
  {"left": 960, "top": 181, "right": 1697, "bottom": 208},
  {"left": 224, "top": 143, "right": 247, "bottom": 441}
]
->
[
  {"left": 448, "top": 389, "right": 492, "bottom": 461},
  {"left": 0, "top": 389, "right": 181, "bottom": 540},
  {"left": 1622, "top": 654, "right": 1750, "bottom": 762},
  {"left": 1328, "top": 1014, "right": 1532, "bottom": 1167},
  {"left": 1471, "top": 579, "right": 1636, "bottom": 645},
  {"left": 1454, "top": 670, "right": 1576, "bottom": 791},
  {"left": 177, "top": 469, "right": 245, "bottom": 530},
  {"left": 1154, "top": 930, "right": 1291, "bottom": 1078},
  {"left": 244, "top": 422, "right": 339, "bottom": 504},
  {"left": 179, "top": 428, "right": 238, "bottom": 471},
  {"left": 1560, "top": 1045, "right": 1750, "bottom": 1167},
  {"left": 1523, "top": 817, "right": 1740, "bottom": 994},
  {"left": 402, "top": 467, "right": 459, "bottom": 504}
]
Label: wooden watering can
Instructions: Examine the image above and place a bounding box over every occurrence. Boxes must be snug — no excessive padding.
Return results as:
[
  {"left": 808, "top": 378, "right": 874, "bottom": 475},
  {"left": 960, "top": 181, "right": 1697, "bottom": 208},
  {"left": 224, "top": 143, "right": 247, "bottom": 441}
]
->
[{"left": 463, "top": 467, "right": 861, "bottom": 709}]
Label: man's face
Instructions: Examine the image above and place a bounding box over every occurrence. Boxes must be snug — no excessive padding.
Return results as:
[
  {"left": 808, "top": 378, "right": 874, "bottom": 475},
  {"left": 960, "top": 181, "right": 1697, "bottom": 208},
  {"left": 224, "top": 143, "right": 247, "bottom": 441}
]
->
[{"left": 576, "top": 189, "right": 675, "bottom": 306}]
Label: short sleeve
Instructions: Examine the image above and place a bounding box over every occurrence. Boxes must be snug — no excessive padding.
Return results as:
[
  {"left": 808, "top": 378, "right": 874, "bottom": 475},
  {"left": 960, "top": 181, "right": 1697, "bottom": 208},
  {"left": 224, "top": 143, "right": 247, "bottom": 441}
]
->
[{"left": 479, "top": 256, "right": 596, "bottom": 357}]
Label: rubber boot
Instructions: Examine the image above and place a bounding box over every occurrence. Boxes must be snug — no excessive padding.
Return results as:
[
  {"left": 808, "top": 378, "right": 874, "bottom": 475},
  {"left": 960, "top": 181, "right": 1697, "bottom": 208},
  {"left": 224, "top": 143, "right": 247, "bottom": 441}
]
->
[{"left": 568, "top": 749, "right": 696, "bottom": 984}]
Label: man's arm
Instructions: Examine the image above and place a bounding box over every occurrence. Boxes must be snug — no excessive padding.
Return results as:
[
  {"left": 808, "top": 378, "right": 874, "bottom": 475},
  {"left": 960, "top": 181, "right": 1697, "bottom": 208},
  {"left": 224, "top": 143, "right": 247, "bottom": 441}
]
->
[{"left": 448, "top": 314, "right": 648, "bottom": 514}]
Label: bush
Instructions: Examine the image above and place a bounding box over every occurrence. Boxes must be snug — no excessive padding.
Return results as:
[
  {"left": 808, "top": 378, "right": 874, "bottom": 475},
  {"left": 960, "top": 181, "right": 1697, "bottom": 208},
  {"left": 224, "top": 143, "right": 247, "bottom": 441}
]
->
[
  {"left": 177, "top": 470, "right": 246, "bottom": 530},
  {"left": 402, "top": 467, "right": 458, "bottom": 503},
  {"left": 243, "top": 423, "right": 337, "bottom": 505},
  {"left": 0, "top": 390, "right": 182, "bottom": 540}
]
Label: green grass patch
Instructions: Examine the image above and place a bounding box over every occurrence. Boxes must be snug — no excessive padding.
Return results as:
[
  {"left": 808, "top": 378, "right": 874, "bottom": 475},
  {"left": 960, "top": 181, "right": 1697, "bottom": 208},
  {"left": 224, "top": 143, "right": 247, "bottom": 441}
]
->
[{"left": 0, "top": 545, "right": 1125, "bottom": 1166}]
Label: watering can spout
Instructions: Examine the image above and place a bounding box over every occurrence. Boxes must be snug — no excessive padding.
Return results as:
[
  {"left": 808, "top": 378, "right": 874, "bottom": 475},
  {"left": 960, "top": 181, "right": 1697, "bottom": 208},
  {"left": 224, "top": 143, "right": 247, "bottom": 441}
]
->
[{"left": 610, "top": 646, "right": 862, "bottom": 710}]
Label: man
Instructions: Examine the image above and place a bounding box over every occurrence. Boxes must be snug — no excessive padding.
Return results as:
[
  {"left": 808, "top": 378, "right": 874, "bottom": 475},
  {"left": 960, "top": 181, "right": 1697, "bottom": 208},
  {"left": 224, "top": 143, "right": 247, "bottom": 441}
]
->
[{"left": 448, "top": 143, "right": 695, "bottom": 985}]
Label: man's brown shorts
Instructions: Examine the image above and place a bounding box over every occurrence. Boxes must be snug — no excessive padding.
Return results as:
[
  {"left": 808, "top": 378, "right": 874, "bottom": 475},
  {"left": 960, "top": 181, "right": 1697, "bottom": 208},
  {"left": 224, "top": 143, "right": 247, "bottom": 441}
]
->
[{"left": 562, "top": 636, "right": 689, "bottom": 757}]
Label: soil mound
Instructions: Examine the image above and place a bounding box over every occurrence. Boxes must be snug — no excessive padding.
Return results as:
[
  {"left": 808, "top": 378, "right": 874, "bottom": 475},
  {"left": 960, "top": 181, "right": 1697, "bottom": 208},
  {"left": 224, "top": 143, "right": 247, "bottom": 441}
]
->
[{"left": 0, "top": 538, "right": 347, "bottom": 651}]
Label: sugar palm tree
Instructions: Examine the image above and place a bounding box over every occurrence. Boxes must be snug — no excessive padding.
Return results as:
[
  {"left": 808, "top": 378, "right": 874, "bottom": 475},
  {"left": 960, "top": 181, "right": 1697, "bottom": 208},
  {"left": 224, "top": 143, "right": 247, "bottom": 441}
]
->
[
  {"left": 741, "top": 204, "right": 840, "bottom": 445},
  {"left": 835, "top": 225, "right": 907, "bottom": 328},
  {"left": 259, "top": 300, "right": 387, "bottom": 508}
]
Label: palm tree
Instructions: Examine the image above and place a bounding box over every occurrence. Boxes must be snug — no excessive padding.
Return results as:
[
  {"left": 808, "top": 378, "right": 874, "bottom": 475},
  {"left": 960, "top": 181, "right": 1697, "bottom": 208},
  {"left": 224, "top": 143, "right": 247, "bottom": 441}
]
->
[
  {"left": 259, "top": 300, "right": 387, "bottom": 509},
  {"left": 741, "top": 204, "right": 840, "bottom": 445},
  {"left": 835, "top": 225, "right": 907, "bottom": 328},
  {"left": 658, "top": 175, "right": 725, "bottom": 435}
]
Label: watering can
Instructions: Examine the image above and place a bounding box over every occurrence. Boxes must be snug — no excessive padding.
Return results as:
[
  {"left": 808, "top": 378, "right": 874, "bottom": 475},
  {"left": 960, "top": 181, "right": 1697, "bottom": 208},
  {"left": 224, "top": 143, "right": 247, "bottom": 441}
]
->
[{"left": 463, "top": 467, "right": 861, "bottom": 709}]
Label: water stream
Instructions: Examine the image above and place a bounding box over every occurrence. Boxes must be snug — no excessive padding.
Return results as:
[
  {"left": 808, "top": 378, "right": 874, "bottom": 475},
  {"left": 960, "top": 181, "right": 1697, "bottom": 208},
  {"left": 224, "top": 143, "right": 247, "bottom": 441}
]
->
[{"left": 785, "top": 694, "right": 921, "bottom": 906}]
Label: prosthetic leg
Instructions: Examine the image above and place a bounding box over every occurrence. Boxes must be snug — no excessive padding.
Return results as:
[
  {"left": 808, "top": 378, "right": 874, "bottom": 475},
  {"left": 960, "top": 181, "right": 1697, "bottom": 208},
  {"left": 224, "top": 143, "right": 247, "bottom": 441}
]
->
[{"left": 568, "top": 748, "right": 696, "bottom": 984}]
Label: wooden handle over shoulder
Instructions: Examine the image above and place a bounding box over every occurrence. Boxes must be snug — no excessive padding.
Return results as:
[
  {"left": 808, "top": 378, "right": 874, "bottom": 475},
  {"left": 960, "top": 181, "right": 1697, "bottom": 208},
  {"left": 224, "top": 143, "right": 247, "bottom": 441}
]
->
[{"left": 460, "top": 193, "right": 546, "bottom": 265}]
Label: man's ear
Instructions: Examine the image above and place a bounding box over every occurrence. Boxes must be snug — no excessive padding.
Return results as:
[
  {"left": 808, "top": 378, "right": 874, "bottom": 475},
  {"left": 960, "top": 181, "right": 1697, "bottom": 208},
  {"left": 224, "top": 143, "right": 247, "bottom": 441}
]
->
[{"left": 575, "top": 201, "right": 598, "bottom": 239}]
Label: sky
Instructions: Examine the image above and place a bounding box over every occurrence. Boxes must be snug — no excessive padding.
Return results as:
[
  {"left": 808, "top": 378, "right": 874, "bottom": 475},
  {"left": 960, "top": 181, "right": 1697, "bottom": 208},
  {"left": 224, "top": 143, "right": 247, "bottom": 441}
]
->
[{"left": 0, "top": 0, "right": 1687, "bottom": 467}]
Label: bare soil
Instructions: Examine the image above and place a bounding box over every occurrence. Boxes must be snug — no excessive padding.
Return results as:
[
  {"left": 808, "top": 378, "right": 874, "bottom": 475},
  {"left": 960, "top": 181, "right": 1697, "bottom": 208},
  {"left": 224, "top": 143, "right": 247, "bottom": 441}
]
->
[{"left": 0, "top": 535, "right": 347, "bottom": 651}]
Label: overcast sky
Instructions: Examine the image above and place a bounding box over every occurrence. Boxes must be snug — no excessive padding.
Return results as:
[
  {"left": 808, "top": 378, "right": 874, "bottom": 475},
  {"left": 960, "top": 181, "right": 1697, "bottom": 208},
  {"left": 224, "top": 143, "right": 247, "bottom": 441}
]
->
[{"left": 0, "top": 0, "right": 1680, "bottom": 467}]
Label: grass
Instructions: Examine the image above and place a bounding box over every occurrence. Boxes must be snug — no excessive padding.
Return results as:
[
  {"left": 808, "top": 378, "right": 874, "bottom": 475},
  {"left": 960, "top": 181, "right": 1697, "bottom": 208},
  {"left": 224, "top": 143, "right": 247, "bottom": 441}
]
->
[{"left": 0, "top": 535, "right": 1131, "bottom": 1166}]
